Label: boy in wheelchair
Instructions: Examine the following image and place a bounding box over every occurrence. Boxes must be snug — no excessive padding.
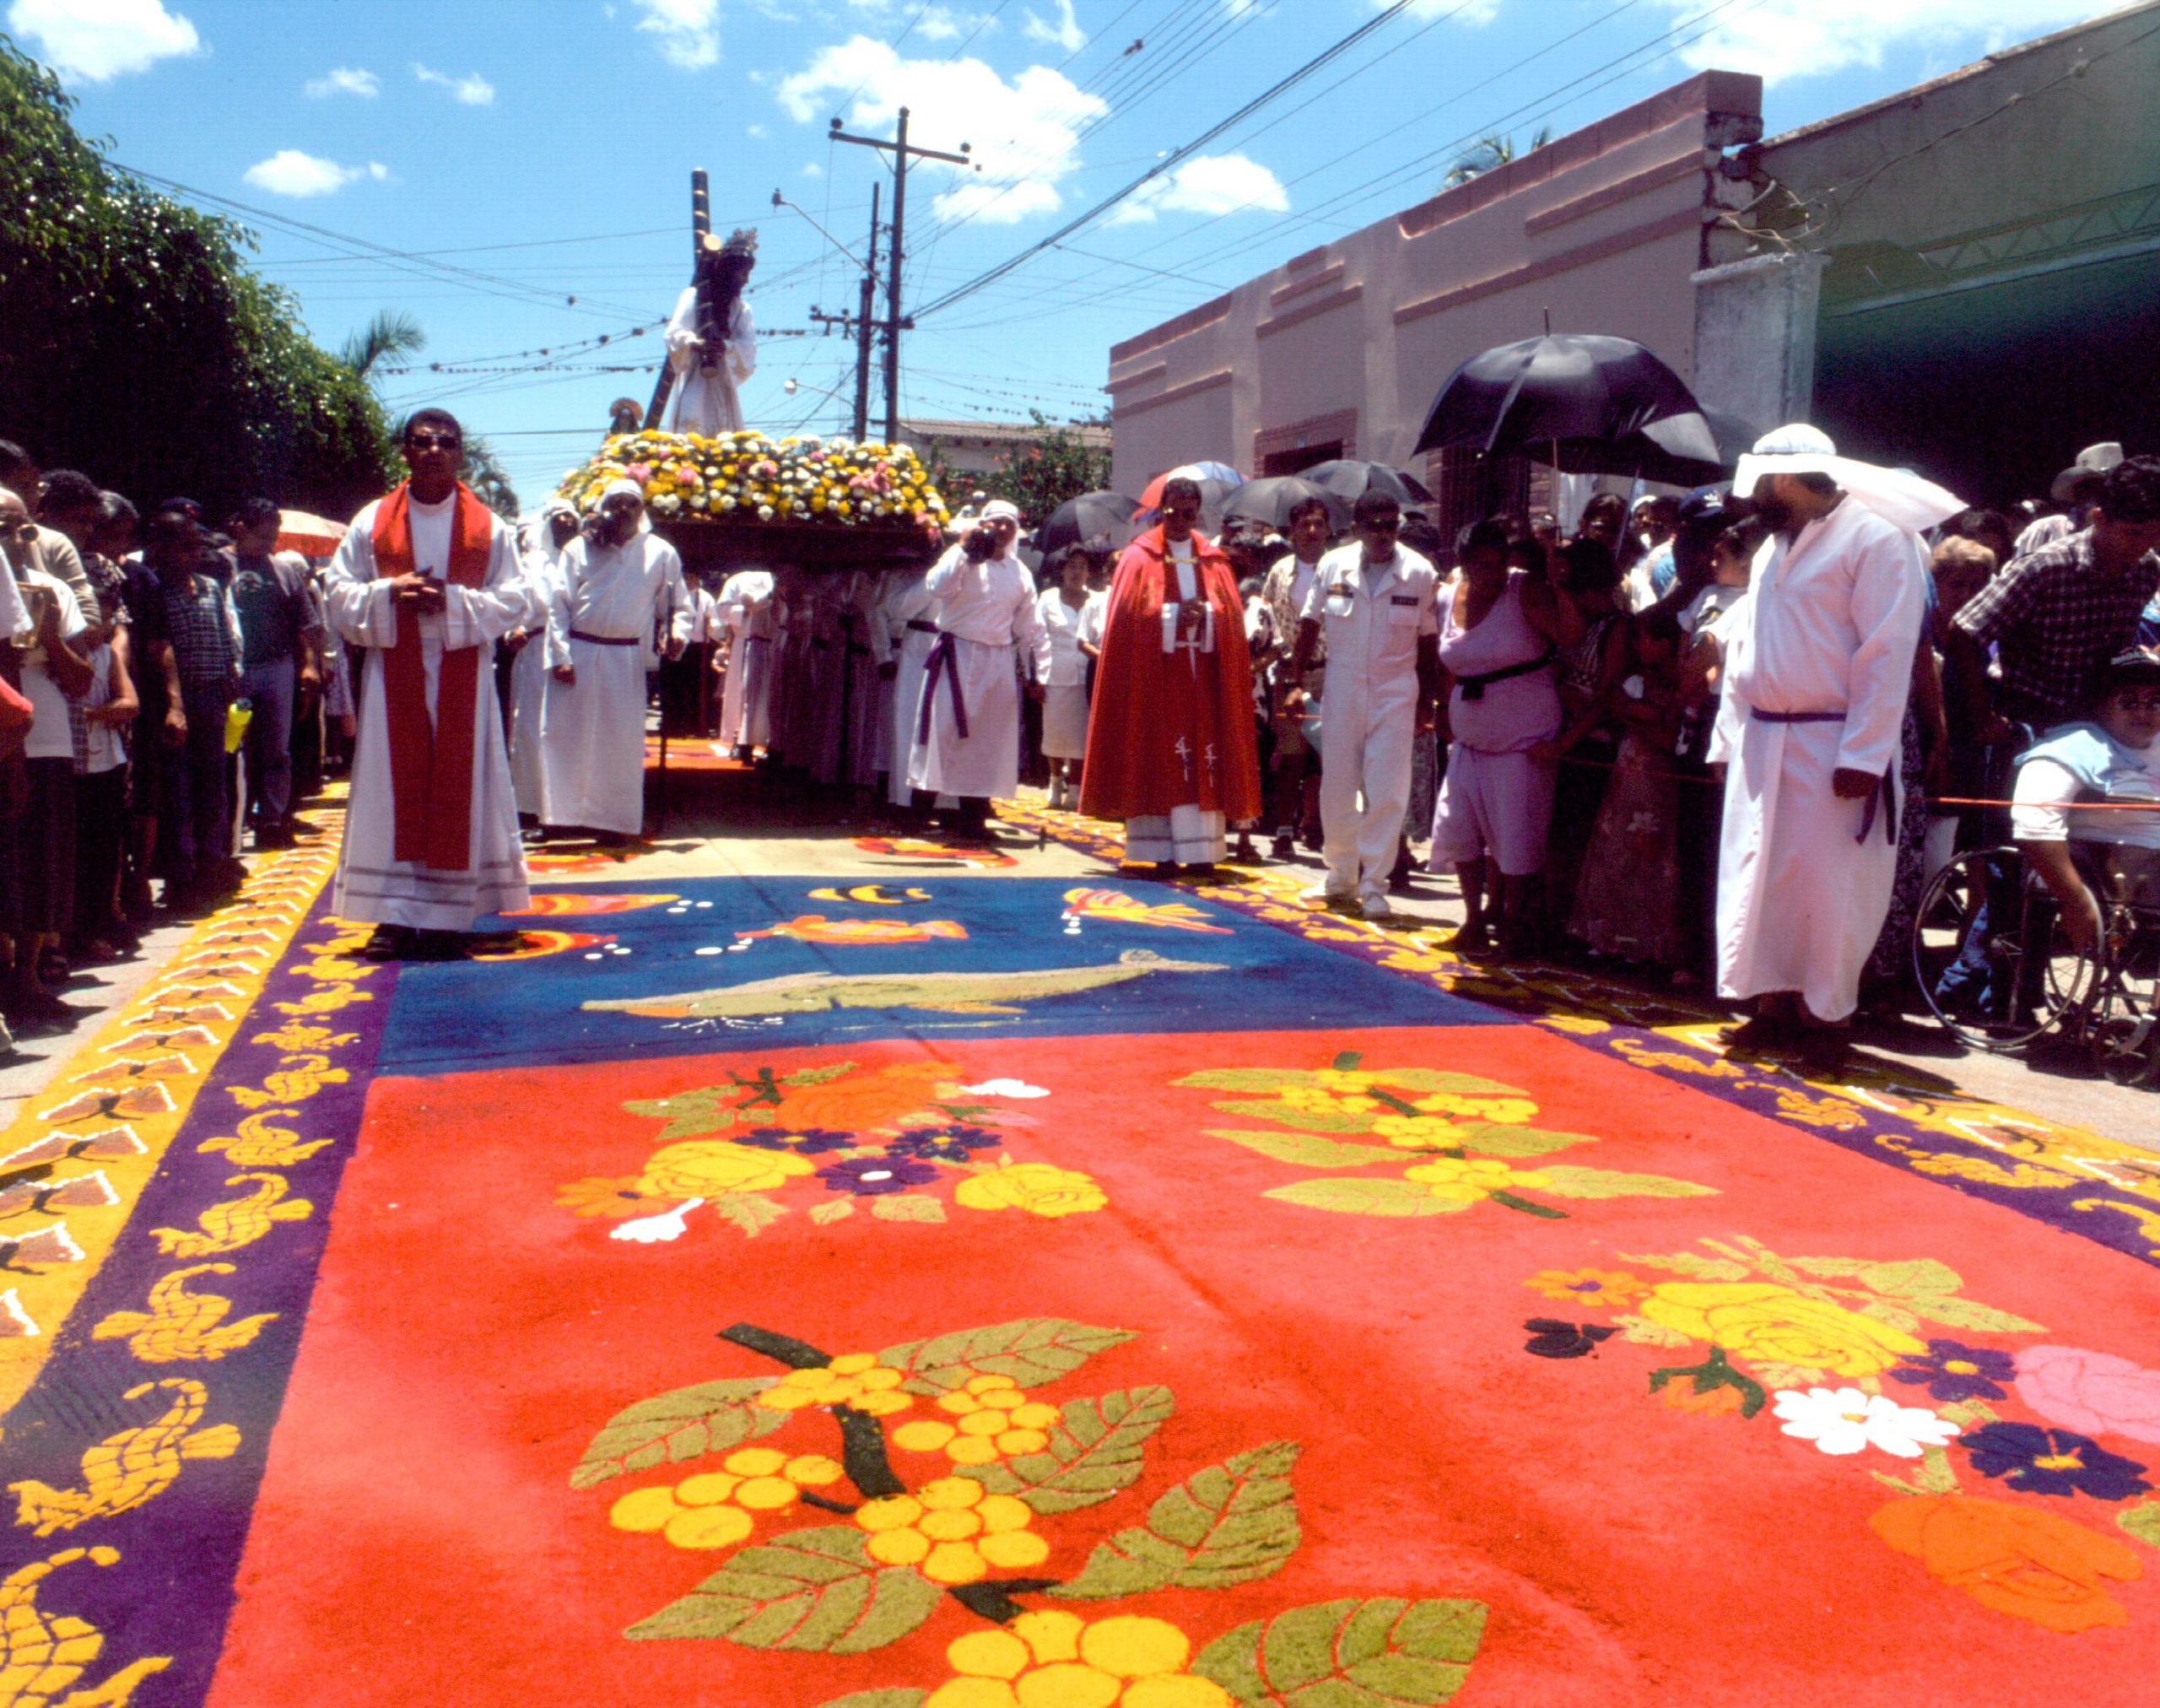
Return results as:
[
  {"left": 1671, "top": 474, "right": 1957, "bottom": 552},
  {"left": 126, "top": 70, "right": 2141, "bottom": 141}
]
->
[{"left": 2012, "top": 649, "right": 2160, "bottom": 958}]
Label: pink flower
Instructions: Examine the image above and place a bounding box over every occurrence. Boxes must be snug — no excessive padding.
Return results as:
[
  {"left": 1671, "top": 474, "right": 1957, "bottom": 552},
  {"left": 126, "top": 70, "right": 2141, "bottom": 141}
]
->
[
  {"left": 627, "top": 462, "right": 652, "bottom": 482},
  {"left": 2016, "top": 1345, "right": 2160, "bottom": 1446}
]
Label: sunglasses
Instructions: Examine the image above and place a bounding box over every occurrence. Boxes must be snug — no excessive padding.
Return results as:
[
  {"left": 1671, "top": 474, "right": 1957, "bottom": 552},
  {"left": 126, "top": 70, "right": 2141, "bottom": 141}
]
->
[
  {"left": 5, "top": 519, "right": 38, "bottom": 538},
  {"left": 407, "top": 432, "right": 462, "bottom": 451}
]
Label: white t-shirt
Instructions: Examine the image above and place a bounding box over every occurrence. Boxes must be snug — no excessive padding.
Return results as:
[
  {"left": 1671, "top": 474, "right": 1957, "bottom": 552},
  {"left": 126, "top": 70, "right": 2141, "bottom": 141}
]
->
[
  {"left": 2012, "top": 736, "right": 2160, "bottom": 848},
  {"left": 17, "top": 570, "right": 86, "bottom": 762},
  {"left": 82, "top": 644, "right": 125, "bottom": 775}
]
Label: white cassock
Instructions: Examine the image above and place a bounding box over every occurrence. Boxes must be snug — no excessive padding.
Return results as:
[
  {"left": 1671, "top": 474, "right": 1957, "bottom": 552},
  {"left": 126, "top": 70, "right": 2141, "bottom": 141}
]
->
[
  {"left": 884, "top": 568, "right": 937, "bottom": 805},
  {"left": 908, "top": 545, "right": 1050, "bottom": 801},
  {"left": 509, "top": 527, "right": 569, "bottom": 817},
  {"left": 326, "top": 494, "right": 536, "bottom": 931},
  {"left": 661, "top": 289, "right": 755, "bottom": 436},
  {"left": 716, "top": 569, "right": 777, "bottom": 749},
  {"left": 1709, "top": 498, "right": 1925, "bottom": 1022},
  {"left": 1037, "top": 586, "right": 1094, "bottom": 760},
  {"left": 1304, "top": 543, "right": 1440, "bottom": 903},
  {"left": 541, "top": 530, "right": 692, "bottom": 835}
]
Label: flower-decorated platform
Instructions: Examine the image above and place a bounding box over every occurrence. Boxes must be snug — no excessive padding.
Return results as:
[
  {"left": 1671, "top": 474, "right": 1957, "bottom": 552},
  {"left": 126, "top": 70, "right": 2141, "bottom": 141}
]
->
[{"left": 2, "top": 831, "right": 2158, "bottom": 1707}]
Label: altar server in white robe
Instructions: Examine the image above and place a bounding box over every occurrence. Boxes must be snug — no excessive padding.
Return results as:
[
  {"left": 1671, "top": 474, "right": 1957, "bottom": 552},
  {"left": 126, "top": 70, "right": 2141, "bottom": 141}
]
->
[
  {"left": 325, "top": 408, "right": 535, "bottom": 959},
  {"left": 908, "top": 501, "right": 1050, "bottom": 840},
  {"left": 1037, "top": 548, "right": 1095, "bottom": 809},
  {"left": 883, "top": 559, "right": 939, "bottom": 808},
  {"left": 661, "top": 230, "right": 758, "bottom": 436},
  {"left": 508, "top": 499, "right": 575, "bottom": 824},
  {"left": 1710, "top": 424, "right": 1958, "bottom": 1066},
  {"left": 715, "top": 565, "right": 777, "bottom": 754},
  {"left": 540, "top": 480, "right": 693, "bottom": 840}
]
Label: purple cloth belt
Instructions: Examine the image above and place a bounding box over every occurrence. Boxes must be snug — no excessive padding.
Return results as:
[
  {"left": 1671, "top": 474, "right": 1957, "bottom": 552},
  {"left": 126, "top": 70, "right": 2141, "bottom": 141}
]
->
[
  {"left": 917, "top": 630, "right": 969, "bottom": 744},
  {"left": 1749, "top": 706, "right": 1893, "bottom": 844}
]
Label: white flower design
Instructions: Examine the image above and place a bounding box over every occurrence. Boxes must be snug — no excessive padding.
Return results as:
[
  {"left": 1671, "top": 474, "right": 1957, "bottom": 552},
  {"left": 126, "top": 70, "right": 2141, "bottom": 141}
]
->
[
  {"left": 1772, "top": 1386, "right": 1961, "bottom": 1458},
  {"left": 961, "top": 1079, "right": 1049, "bottom": 1100}
]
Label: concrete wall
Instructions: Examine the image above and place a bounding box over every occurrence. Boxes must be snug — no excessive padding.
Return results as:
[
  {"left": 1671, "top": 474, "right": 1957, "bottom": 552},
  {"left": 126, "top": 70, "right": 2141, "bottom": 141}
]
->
[{"left": 1108, "top": 71, "right": 1763, "bottom": 495}]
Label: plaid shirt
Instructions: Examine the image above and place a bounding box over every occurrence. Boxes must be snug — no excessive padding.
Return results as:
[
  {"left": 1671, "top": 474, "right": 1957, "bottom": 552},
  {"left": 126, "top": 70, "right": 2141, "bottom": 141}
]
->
[
  {"left": 128, "top": 565, "right": 240, "bottom": 688},
  {"left": 1952, "top": 529, "right": 2160, "bottom": 724}
]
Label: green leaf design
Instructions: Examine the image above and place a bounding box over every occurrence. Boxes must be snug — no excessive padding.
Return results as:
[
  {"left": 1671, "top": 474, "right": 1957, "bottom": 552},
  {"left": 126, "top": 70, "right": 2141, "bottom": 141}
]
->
[
  {"left": 1749, "top": 1360, "right": 1829, "bottom": 1391},
  {"left": 1175, "top": 1069, "right": 1319, "bottom": 1092},
  {"left": 1214, "top": 1099, "right": 1375, "bottom": 1135},
  {"left": 1612, "top": 1313, "right": 1695, "bottom": 1349},
  {"left": 962, "top": 1386, "right": 1174, "bottom": 1513},
  {"left": 1054, "top": 1440, "right": 1300, "bottom": 1599},
  {"left": 879, "top": 1317, "right": 1135, "bottom": 1394},
  {"left": 810, "top": 1198, "right": 855, "bottom": 1226},
  {"left": 814, "top": 1694, "right": 928, "bottom": 1708},
  {"left": 1527, "top": 1167, "right": 1716, "bottom": 1200},
  {"left": 1263, "top": 1179, "right": 1469, "bottom": 1217},
  {"left": 571, "top": 1377, "right": 785, "bottom": 1489},
  {"left": 1449, "top": 1122, "right": 1596, "bottom": 1158},
  {"left": 1899, "top": 1293, "right": 2045, "bottom": 1335},
  {"left": 1207, "top": 1128, "right": 1407, "bottom": 1168},
  {"left": 1786, "top": 1257, "right": 1882, "bottom": 1280},
  {"left": 2117, "top": 1500, "right": 2160, "bottom": 1551},
  {"left": 1358, "top": 1069, "right": 1525, "bottom": 1096},
  {"left": 621, "top": 1085, "right": 744, "bottom": 1141},
  {"left": 1855, "top": 1299, "right": 1922, "bottom": 1334},
  {"left": 714, "top": 1192, "right": 790, "bottom": 1236},
  {"left": 1858, "top": 1258, "right": 1963, "bottom": 1297},
  {"left": 1617, "top": 1251, "right": 1750, "bottom": 1280},
  {"left": 628, "top": 1527, "right": 942, "bottom": 1651},
  {"left": 783, "top": 1062, "right": 859, "bottom": 1089},
  {"left": 871, "top": 1194, "right": 948, "bottom": 1224},
  {"left": 1192, "top": 1597, "right": 1488, "bottom": 1706}
]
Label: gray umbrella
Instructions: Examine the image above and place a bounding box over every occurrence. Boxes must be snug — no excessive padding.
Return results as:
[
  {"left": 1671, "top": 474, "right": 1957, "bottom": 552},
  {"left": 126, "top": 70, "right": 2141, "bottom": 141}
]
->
[{"left": 1219, "top": 475, "right": 1351, "bottom": 532}]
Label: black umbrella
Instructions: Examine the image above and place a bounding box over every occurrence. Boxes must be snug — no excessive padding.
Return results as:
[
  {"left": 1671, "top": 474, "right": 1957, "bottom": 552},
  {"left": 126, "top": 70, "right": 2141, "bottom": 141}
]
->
[
  {"left": 1414, "top": 333, "right": 1714, "bottom": 463},
  {"left": 1546, "top": 408, "right": 1761, "bottom": 489},
  {"left": 1219, "top": 475, "right": 1350, "bottom": 532},
  {"left": 1296, "top": 458, "right": 1434, "bottom": 508},
  {"left": 1035, "top": 489, "right": 1141, "bottom": 554}
]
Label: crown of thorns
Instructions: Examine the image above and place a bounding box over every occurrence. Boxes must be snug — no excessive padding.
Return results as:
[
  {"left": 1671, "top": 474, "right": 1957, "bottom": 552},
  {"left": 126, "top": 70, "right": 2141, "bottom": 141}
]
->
[{"left": 703, "top": 228, "right": 759, "bottom": 259}]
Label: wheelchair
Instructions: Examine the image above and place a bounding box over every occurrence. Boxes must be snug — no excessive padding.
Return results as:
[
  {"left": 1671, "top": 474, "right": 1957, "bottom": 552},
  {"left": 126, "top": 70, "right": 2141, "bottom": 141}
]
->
[{"left": 1913, "top": 842, "right": 2160, "bottom": 1085}]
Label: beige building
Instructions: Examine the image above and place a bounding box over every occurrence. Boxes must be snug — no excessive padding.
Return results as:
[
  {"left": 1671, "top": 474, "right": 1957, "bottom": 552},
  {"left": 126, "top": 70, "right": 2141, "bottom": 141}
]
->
[{"left": 897, "top": 416, "right": 1111, "bottom": 479}]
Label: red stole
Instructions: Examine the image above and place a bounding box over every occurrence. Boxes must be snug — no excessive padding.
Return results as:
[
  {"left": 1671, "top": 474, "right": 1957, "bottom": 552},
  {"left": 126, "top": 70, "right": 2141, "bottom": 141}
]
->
[
  {"left": 1077, "top": 524, "right": 1261, "bottom": 824},
  {"left": 369, "top": 482, "right": 494, "bottom": 872}
]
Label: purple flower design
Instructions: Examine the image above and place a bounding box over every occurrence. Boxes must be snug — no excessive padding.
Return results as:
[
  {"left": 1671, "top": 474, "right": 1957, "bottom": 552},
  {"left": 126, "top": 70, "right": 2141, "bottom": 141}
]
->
[
  {"left": 1887, "top": 1338, "right": 2017, "bottom": 1403},
  {"left": 816, "top": 1155, "right": 940, "bottom": 1197},
  {"left": 736, "top": 1126, "right": 856, "bottom": 1154},
  {"left": 1960, "top": 1421, "right": 2152, "bottom": 1500},
  {"left": 889, "top": 1124, "right": 1002, "bottom": 1163}
]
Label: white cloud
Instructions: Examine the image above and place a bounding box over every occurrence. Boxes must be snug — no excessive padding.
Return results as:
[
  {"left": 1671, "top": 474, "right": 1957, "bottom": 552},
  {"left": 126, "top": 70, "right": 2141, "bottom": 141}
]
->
[
  {"left": 1024, "top": 0, "right": 1085, "bottom": 53},
  {"left": 1395, "top": 0, "right": 1501, "bottom": 23},
  {"left": 1656, "top": 0, "right": 2093, "bottom": 84},
  {"left": 305, "top": 66, "right": 379, "bottom": 99},
  {"left": 747, "top": 122, "right": 770, "bottom": 138},
  {"left": 241, "top": 150, "right": 388, "bottom": 198},
  {"left": 634, "top": 0, "right": 721, "bottom": 68},
  {"left": 7, "top": 0, "right": 200, "bottom": 81},
  {"left": 413, "top": 62, "right": 495, "bottom": 104},
  {"left": 1108, "top": 152, "right": 1288, "bottom": 224},
  {"left": 779, "top": 36, "right": 1108, "bottom": 225},
  {"left": 802, "top": 160, "right": 824, "bottom": 177}
]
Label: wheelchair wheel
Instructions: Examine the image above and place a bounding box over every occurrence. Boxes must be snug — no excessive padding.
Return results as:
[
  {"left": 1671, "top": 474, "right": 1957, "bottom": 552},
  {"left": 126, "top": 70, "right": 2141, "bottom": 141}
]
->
[
  {"left": 1913, "top": 847, "right": 2101, "bottom": 1051},
  {"left": 2087, "top": 906, "right": 2160, "bottom": 1088}
]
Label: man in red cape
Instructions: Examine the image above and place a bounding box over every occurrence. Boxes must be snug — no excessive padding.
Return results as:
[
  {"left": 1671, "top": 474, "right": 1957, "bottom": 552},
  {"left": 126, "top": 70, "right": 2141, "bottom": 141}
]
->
[{"left": 1079, "top": 478, "right": 1261, "bottom": 874}]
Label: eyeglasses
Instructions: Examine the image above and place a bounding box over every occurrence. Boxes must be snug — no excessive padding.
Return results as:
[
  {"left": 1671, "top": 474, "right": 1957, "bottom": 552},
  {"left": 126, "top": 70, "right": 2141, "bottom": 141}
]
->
[
  {"left": 406, "top": 432, "right": 462, "bottom": 451},
  {"left": 5, "top": 520, "right": 37, "bottom": 538},
  {"left": 2109, "top": 693, "right": 2160, "bottom": 712},
  {"left": 1363, "top": 518, "right": 1401, "bottom": 532}
]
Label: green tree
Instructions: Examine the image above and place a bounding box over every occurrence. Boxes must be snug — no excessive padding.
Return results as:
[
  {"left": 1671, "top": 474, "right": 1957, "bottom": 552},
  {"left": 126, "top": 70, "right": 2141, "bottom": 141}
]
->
[
  {"left": 458, "top": 435, "right": 520, "bottom": 520},
  {"left": 340, "top": 309, "right": 428, "bottom": 380},
  {"left": 1443, "top": 127, "right": 1553, "bottom": 188},
  {"left": 0, "top": 35, "right": 397, "bottom": 518},
  {"left": 977, "top": 412, "right": 1113, "bottom": 527}
]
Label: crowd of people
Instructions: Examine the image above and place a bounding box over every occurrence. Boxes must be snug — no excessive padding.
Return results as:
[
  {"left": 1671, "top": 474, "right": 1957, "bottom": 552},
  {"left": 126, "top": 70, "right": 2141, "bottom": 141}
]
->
[{"left": 8, "top": 407, "right": 2157, "bottom": 1079}]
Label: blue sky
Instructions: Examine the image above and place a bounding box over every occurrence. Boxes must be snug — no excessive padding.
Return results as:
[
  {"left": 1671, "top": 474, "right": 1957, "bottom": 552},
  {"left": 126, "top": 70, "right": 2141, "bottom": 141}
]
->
[{"left": 12, "top": 0, "right": 2109, "bottom": 506}]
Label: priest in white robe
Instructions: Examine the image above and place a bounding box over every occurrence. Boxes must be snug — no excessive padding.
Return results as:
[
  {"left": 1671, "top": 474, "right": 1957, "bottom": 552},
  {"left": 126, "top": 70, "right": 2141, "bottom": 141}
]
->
[
  {"left": 715, "top": 565, "right": 777, "bottom": 755},
  {"left": 907, "top": 501, "right": 1050, "bottom": 841},
  {"left": 540, "top": 479, "right": 693, "bottom": 840},
  {"left": 325, "top": 408, "right": 537, "bottom": 960},
  {"left": 661, "top": 230, "right": 757, "bottom": 437},
  {"left": 507, "top": 498, "right": 575, "bottom": 826},
  {"left": 1709, "top": 425, "right": 1958, "bottom": 1067}
]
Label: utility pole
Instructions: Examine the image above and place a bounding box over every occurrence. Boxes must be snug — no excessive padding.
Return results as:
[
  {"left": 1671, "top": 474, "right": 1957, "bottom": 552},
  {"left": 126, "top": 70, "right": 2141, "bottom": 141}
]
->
[
  {"left": 829, "top": 106, "right": 976, "bottom": 445},
  {"left": 854, "top": 183, "right": 880, "bottom": 441},
  {"left": 643, "top": 167, "right": 711, "bottom": 430}
]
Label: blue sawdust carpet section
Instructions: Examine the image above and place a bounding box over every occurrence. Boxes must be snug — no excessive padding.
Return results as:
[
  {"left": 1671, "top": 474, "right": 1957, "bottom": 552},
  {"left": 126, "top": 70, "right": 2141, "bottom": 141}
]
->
[{"left": 376, "top": 876, "right": 1504, "bottom": 1072}]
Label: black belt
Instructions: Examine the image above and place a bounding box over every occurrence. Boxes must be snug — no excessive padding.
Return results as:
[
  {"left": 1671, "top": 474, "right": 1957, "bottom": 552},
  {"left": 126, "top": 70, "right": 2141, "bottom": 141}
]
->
[
  {"left": 1748, "top": 707, "right": 1894, "bottom": 845},
  {"left": 906, "top": 619, "right": 937, "bottom": 634},
  {"left": 569, "top": 630, "right": 636, "bottom": 647},
  {"left": 1455, "top": 649, "right": 1551, "bottom": 701}
]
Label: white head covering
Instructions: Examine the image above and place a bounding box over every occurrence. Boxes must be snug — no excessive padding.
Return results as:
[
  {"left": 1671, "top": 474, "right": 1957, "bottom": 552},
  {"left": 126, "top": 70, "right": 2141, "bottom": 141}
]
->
[
  {"left": 980, "top": 499, "right": 1022, "bottom": 524},
  {"left": 524, "top": 497, "right": 576, "bottom": 565},
  {"left": 599, "top": 478, "right": 653, "bottom": 536},
  {"left": 1732, "top": 424, "right": 1963, "bottom": 533}
]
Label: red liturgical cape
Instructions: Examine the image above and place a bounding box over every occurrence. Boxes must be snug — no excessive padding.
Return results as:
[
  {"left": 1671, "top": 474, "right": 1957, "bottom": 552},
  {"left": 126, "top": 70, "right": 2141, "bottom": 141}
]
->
[
  {"left": 1078, "top": 524, "right": 1261, "bottom": 824},
  {"left": 369, "top": 481, "right": 495, "bottom": 872}
]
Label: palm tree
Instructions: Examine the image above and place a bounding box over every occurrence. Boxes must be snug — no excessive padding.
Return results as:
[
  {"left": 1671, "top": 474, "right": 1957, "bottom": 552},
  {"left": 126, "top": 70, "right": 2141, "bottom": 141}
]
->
[
  {"left": 459, "top": 435, "right": 520, "bottom": 520},
  {"left": 1443, "top": 127, "right": 1553, "bottom": 189},
  {"left": 339, "top": 309, "right": 427, "bottom": 379}
]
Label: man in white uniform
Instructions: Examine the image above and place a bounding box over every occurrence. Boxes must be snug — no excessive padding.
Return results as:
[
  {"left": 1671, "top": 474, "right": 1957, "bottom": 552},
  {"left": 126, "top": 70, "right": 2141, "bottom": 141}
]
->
[
  {"left": 324, "top": 408, "right": 536, "bottom": 961},
  {"left": 541, "top": 479, "right": 692, "bottom": 842},
  {"left": 506, "top": 499, "right": 575, "bottom": 831},
  {"left": 661, "top": 230, "right": 757, "bottom": 436},
  {"left": 714, "top": 565, "right": 777, "bottom": 757},
  {"left": 1710, "top": 425, "right": 1957, "bottom": 1068},
  {"left": 908, "top": 500, "right": 1049, "bottom": 842},
  {"left": 1286, "top": 492, "right": 1440, "bottom": 921}
]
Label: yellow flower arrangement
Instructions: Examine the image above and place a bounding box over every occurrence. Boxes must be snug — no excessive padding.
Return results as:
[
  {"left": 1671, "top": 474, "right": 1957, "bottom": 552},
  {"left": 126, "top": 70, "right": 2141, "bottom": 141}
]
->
[
  {"left": 927, "top": 1611, "right": 1234, "bottom": 1708},
  {"left": 1637, "top": 1281, "right": 1928, "bottom": 1376},
  {"left": 635, "top": 1139, "right": 815, "bottom": 1200},
  {"left": 752, "top": 1351, "right": 914, "bottom": 1416},
  {"left": 892, "top": 1371, "right": 1061, "bottom": 1464},
  {"left": 1403, "top": 1157, "right": 1551, "bottom": 1203},
  {"left": 954, "top": 1163, "right": 1108, "bottom": 1219},
  {"left": 853, "top": 1475, "right": 1050, "bottom": 1584},
  {"left": 608, "top": 1448, "right": 846, "bottom": 1549},
  {"left": 556, "top": 430, "right": 948, "bottom": 532}
]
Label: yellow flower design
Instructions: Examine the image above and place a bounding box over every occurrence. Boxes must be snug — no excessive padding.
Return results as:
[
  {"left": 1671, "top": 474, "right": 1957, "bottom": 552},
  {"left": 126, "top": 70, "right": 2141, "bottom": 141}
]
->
[
  {"left": 636, "top": 1139, "right": 813, "bottom": 1199},
  {"left": 853, "top": 1476, "right": 1049, "bottom": 1584},
  {"left": 1638, "top": 1282, "right": 1928, "bottom": 1376},
  {"left": 1371, "top": 1113, "right": 1466, "bottom": 1149},
  {"left": 753, "top": 1351, "right": 914, "bottom": 1415},
  {"left": 1403, "top": 1157, "right": 1551, "bottom": 1203},
  {"left": 608, "top": 1448, "right": 845, "bottom": 1549},
  {"left": 954, "top": 1164, "right": 1107, "bottom": 1219},
  {"left": 1410, "top": 1092, "right": 1537, "bottom": 1125},
  {"left": 929, "top": 1611, "right": 1234, "bottom": 1708},
  {"left": 893, "top": 1372, "right": 1061, "bottom": 1465}
]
